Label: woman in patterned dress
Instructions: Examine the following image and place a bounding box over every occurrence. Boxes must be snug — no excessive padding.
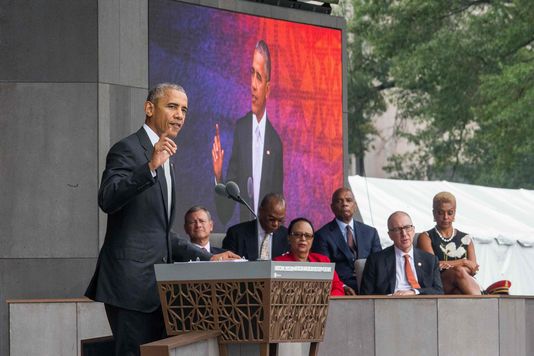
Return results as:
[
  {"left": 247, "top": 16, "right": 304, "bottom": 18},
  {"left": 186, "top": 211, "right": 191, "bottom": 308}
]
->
[{"left": 417, "top": 192, "right": 481, "bottom": 295}]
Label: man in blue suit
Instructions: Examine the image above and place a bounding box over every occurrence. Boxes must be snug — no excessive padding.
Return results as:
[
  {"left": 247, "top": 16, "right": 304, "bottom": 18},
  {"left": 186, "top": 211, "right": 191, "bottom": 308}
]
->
[
  {"left": 312, "top": 187, "right": 382, "bottom": 292},
  {"left": 184, "top": 205, "right": 226, "bottom": 254}
]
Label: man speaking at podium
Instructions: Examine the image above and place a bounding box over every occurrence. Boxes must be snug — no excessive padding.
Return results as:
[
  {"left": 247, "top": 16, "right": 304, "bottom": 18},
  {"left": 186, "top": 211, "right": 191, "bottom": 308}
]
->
[
  {"left": 85, "top": 83, "right": 238, "bottom": 356},
  {"left": 212, "top": 40, "right": 284, "bottom": 224}
]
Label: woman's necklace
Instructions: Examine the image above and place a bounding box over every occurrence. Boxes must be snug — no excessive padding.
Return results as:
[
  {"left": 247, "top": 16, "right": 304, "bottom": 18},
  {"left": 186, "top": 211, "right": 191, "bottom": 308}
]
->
[{"left": 434, "top": 226, "right": 456, "bottom": 243}]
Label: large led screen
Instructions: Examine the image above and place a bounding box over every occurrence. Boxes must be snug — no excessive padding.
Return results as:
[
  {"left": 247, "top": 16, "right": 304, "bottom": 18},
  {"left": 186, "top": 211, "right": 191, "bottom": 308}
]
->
[{"left": 149, "top": 0, "right": 343, "bottom": 232}]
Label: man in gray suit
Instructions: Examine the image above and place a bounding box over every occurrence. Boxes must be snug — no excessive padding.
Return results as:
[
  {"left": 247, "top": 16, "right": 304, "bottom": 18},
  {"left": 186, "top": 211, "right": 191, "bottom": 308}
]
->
[{"left": 85, "top": 83, "right": 238, "bottom": 356}]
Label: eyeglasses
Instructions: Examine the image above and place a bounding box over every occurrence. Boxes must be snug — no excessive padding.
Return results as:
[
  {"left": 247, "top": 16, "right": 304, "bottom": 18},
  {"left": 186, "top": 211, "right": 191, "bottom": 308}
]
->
[
  {"left": 388, "top": 225, "right": 414, "bottom": 234},
  {"left": 289, "top": 232, "right": 314, "bottom": 240}
]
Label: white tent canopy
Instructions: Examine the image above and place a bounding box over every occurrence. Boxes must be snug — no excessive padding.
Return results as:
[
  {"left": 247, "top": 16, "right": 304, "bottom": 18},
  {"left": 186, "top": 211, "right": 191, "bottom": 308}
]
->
[{"left": 349, "top": 175, "right": 534, "bottom": 295}]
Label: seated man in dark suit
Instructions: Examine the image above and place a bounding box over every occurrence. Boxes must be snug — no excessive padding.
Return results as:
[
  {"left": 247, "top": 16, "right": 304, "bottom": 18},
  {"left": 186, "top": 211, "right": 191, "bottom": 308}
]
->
[
  {"left": 312, "top": 187, "right": 382, "bottom": 292},
  {"left": 184, "top": 205, "right": 226, "bottom": 254},
  {"left": 360, "top": 211, "right": 443, "bottom": 295},
  {"left": 222, "top": 193, "right": 289, "bottom": 260}
]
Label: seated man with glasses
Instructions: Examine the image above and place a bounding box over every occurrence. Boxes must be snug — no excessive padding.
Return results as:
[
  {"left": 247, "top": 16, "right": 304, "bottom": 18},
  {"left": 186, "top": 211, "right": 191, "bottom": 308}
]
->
[
  {"left": 222, "top": 193, "right": 289, "bottom": 260},
  {"left": 274, "top": 217, "right": 356, "bottom": 296},
  {"left": 360, "top": 211, "right": 443, "bottom": 295}
]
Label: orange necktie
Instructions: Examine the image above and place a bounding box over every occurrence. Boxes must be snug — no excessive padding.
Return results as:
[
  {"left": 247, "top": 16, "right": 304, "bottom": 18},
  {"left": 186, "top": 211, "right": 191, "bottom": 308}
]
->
[{"left": 404, "top": 254, "right": 421, "bottom": 289}]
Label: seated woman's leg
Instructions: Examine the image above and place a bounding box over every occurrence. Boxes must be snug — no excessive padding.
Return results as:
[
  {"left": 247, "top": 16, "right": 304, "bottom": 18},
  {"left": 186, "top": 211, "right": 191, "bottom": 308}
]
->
[
  {"left": 442, "top": 266, "right": 481, "bottom": 295},
  {"left": 440, "top": 269, "right": 460, "bottom": 294}
]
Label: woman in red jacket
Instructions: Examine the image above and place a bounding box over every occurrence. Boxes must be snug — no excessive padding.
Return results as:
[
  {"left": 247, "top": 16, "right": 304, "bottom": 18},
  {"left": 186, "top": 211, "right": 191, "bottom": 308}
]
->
[{"left": 274, "top": 217, "right": 356, "bottom": 296}]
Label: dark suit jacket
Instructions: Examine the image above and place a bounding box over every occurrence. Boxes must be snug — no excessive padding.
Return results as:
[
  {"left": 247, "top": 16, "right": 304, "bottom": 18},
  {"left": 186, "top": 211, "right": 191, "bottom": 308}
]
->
[
  {"left": 359, "top": 246, "right": 443, "bottom": 295},
  {"left": 210, "top": 245, "right": 226, "bottom": 254},
  {"left": 222, "top": 220, "right": 289, "bottom": 260},
  {"left": 215, "top": 112, "right": 284, "bottom": 224},
  {"left": 85, "top": 127, "right": 211, "bottom": 313},
  {"left": 311, "top": 219, "right": 382, "bottom": 291}
]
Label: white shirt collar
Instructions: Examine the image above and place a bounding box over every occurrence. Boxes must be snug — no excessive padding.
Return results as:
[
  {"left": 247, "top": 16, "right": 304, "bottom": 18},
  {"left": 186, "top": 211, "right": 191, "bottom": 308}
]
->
[
  {"left": 252, "top": 109, "right": 267, "bottom": 133},
  {"left": 192, "top": 241, "right": 211, "bottom": 251},
  {"left": 394, "top": 245, "right": 414, "bottom": 259},
  {"left": 335, "top": 218, "right": 354, "bottom": 232},
  {"left": 257, "top": 220, "right": 268, "bottom": 239},
  {"left": 143, "top": 123, "right": 159, "bottom": 146}
]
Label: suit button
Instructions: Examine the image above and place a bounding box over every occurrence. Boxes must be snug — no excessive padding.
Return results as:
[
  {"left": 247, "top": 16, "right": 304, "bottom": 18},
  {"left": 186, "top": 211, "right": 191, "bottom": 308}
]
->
[{"left": 162, "top": 257, "right": 167, "bottom": 263}]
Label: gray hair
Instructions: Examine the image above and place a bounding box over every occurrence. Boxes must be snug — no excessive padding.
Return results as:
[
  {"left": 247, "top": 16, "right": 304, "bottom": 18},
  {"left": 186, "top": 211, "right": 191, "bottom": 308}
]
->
[
  {"left": 146, "top": 83, "right": 186, "bottom": 103},
  {"left": 184, "top": 205, "right": 212, "bottom": 223}
]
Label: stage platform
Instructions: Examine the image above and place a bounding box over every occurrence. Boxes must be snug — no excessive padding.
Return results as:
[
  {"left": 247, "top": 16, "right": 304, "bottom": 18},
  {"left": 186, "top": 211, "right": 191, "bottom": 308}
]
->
[{"left": 8, "top": 295, "right": 534, "bottom": 356}]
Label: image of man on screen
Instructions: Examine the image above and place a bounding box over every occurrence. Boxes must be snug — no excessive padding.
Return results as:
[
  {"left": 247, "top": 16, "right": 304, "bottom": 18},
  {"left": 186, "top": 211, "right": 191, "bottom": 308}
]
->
[{"left": 212, "top": 40, "right": 284, "bottom": 225}]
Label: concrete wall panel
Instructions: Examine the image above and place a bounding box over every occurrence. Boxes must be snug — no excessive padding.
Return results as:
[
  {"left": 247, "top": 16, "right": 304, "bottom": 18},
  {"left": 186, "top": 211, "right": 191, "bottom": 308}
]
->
[
  {"left": 99, "top": 0, "right": 148, "bottom": 88},
  {"left": 77, "top": 302, "right": 112, "bottom": 356},
  {"left": 10, "top": 302, "right": 77, "bottom": 356},
  {"left": 438, "top": 298, "right": 499, "bottom": 356},
  {"left": 320, "top": 298, "right": 375, "bottom": 356},
  {"left": 0, "top": 0, "right": 97, "bottom": 82},
  {"left": 1, "top": 258, "right": 97, "bottom": 356},
  {"left": 0, "top": 83, "right": 98, "bottom": 258},
  {"left": 97, "top": 83, "right": 147, "bottom": 246},
  {"left": 375, "top": 298, "right": 437, "bottom": 356},
  {"left": 525, "top": 299, "right": 534, "bottom": 355},
  {"left": 499, "top": 298, "right": 526, "bottom": 356}
]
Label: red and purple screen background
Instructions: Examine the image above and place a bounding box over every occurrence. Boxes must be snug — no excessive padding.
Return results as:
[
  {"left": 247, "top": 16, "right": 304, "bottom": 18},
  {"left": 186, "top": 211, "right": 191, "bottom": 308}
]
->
[{"left": 149, "top": 0, "right": 343, "bottom": 232}]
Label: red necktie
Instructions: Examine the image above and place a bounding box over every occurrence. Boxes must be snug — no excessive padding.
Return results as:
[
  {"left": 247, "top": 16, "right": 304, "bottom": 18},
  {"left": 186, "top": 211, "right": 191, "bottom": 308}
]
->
[{"left": 404, "top": 254, "right": 421, "bottom": 289}]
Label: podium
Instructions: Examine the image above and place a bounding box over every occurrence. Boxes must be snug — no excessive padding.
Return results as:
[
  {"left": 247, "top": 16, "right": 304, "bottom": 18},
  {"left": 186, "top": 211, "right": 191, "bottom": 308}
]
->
[{"left": 154, "top": 261, "right": 335, "bottom": 355}]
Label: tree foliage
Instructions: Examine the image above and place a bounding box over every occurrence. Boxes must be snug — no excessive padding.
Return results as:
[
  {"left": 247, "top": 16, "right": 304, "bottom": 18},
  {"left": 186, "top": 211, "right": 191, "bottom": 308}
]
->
[{"left": 342, "top": 0, "right": 534, "bottom": 188}]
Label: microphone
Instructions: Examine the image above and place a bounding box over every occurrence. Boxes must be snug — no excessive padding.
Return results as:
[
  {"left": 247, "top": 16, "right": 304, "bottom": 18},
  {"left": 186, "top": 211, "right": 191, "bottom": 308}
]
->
[
  {"left": 215, "top": 182, "right": 241, "bottom": 203},
  {"left": 225, "top": 181, "right": 240, "bottom": 200},
  {"left": 215, "top": 183, "right": 230, "bottom": 198},
  {"left": 225, "top": 181, "right": 257, "bottom": 219}
]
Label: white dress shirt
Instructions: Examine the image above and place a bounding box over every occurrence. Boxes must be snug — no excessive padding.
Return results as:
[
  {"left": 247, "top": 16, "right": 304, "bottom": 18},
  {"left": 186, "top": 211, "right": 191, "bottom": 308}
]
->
[
  {"left": 193, "top": 241, "right": 211, "bottom": 252},
  {"left": 394, "top": 246, "right": 419, "bottom": 293},
  {"left": 143, "top": 124, "right": 172, "bottom": 218},
  {"left": 335, "top": 218, "right": 355, "bottom": 245},
  {"left": 251, "top": 110, "right": 266, "bottom": 214},
  {"left": 257, "top": 220, "right": 272, "bottom": 260}
]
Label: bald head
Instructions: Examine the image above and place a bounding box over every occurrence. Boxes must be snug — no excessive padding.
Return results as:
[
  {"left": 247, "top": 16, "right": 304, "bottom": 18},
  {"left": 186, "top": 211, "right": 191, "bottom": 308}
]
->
[
  {"left": 331, "top": 187, "right": 357, "bottom": 223},
  {"left": 387, "top": 211, "right": 415, "bottom": 253},
  {"left": 258, "top": 193, "right": 286, "bottom": 234}
]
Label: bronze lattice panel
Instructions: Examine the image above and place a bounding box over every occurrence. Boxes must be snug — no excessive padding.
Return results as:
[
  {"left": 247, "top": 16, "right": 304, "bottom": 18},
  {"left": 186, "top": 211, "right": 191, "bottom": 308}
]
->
[
  {"left": 158, "top": 278, "right": 331, "bottom": 343},
  {"left": 159, "top": 281, "right": 216, "bottom": 332},
  {"left": 270, "top": 280, "right": 331, "bottom": 342},
  {"left": 213, "top": 280, "right": 266, "bottom": 342}
]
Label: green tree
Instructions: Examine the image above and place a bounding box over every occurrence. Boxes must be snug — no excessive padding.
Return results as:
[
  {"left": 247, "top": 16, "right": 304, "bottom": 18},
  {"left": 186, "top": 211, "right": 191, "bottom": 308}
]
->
[
  {"left": 343, "top": 0, "right": 534, "bottom": 188},
  {"left": 333, "top": 2, "right": 387, "bottom": 172}
]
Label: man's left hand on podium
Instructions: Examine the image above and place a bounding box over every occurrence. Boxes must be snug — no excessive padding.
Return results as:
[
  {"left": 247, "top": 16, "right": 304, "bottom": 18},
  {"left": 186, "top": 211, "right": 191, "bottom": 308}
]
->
[{"left": 211, "top": 251, "right": 241, "bottom": 261}]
